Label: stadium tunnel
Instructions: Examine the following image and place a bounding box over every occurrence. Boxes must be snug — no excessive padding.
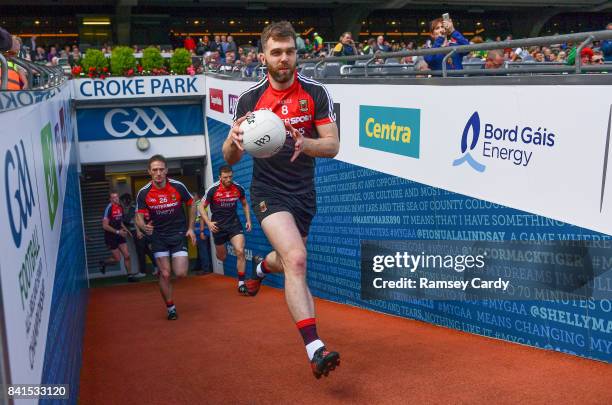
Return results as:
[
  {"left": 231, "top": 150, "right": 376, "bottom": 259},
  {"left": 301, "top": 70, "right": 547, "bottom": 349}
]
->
[{"left": 74, "top": 76, "right": 212, "bottom": 278}]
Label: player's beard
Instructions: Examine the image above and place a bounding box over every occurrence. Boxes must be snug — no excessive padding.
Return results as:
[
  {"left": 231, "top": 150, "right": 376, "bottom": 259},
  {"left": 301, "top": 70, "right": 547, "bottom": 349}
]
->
[{"left": 268, "top": 61, "right": 295, "bottom": 83}]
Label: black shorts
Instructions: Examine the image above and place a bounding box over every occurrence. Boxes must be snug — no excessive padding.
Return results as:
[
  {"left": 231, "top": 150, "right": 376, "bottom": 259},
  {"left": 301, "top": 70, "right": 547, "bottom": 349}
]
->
[
  {"left": 105, "top": 232, "right": 126, "bottom": 250},
  {"left": 250, "top": 189, "right": 316, "bottom": 237},
  {"left": 212, "top": 217, "right": 244, "bottom": 246},
  {"left": 150, "top": 231, "right": 188, "bottom": 259}
]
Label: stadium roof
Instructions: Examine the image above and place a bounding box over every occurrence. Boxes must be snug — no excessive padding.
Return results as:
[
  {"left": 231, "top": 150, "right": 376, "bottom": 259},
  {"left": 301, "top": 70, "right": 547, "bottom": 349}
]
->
[{"left": 2, "top": 0, "right": 611, "bottom": 9}]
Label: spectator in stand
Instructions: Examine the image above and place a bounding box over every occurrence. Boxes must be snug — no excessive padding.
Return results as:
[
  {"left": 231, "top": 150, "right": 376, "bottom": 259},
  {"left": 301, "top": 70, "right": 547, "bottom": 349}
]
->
[
  {"left": 414, "top": 58, "right": 430, "bottom": 78},
  {"left": 602, "top": 23, "right": 612, "bottom": 62},
  {"left": 226, "top": 35, "right": 237, "bottom": 54},
  {"left": 592, "top": 51, "right": 604, "bottom": 64},
  {"left": 332, "top": 31, "right": 358, "bottom": 58},
  {"left": 1, "top": 34, "right": 28, "bottom": 90},
  {"left": 0, "top": 26, "right": 11, "bottom": 52},
  {"left": 33, "top": 46, "right": 47, "bottom": 63},
  {"left": 374, "top": 35, "right": 390, "bottom": 53},
  {"left": 304, "top": 37, "right": 313, "bottom": 54},
  {"left": 210, "top": 35, "right": 220, "bottom": 53},
  {"left": 533, "top": 51, "right": 545, "bottom": 62},
  {"left": 485, "top": 49, "right": 505, "bottom": 69},
  {"left": 313, "top": 32, "right": 324, "bottom": 53},
  {"left": 184, "top": 35, "right": 196, "bottom": 53},
  {"left": 196, "top": 35, "right": 210, "bottom": 55},
  {"left": 557, "top": 51, "right": 567, "bottom": 63},
  {"left": 580, "top": 47, "right": 594, "bottom": 64},
  {"left": 47, "top": 45, "right": 58, "bottom": 62},
  {"left": 424, "top": 17, "right": 469, "bottom": 71},
  {"left": 296, "top": 33, "right": 306, "bottom": 54},
  {"left": 60, "top": 45, "right": 70, "bottom": 59},
  {"left": 220, "top": 35, "right": 229, "bottom": 59},
  {"left": 71, "top": 48, "right": 81, "bottom": 66},
  {"left": 362, "top": 38, "right": 376, "bottom": 54}
]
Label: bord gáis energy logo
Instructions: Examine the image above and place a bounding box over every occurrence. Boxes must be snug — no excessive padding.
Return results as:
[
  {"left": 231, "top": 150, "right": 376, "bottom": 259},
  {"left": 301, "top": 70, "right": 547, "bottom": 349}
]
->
[
  {"left": 452, "top": 111, "right": 555, "bottom": 172},
  {"left": 452, "top": 111, "right": 486, "bottom": 172}
]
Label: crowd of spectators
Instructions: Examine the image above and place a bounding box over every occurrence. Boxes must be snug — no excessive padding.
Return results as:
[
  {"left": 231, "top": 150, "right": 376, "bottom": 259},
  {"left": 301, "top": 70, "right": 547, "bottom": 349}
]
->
[{"left": 2, "top": 19, "right": 611, "bottom": 88}]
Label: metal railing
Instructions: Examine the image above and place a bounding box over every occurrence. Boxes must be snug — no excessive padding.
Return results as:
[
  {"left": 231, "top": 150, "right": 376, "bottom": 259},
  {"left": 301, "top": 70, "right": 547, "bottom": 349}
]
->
[
  {"left": 0, "top": 55, "right": 68, "bottom": 91},
  {"left": 314, "top": 30, "right": 612, "bottom": 78},
  {"left": 242, "top": 30, "right": 612, "bottom": 78}
]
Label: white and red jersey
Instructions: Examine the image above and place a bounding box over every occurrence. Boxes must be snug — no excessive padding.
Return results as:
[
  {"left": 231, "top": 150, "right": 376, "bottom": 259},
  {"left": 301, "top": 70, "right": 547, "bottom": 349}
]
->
[{"left": 233, "top": 72, "right": 335, "bottom": 195}]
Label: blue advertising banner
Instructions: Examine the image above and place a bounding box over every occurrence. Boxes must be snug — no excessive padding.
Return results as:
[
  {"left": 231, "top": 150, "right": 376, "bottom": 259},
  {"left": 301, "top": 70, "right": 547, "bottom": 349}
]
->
[
  {"left": 207, "top": 116, "right": 612, "bottom": 363},
  {"left": 77, "top": 104, "right": 203, "bottom": 141}
]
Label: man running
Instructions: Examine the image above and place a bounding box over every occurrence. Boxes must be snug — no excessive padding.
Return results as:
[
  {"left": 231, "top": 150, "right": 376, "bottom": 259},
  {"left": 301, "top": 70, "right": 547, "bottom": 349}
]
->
[
  {"left": 199, "top": 165, "right": 251, "bottom": 294},
  {"left": 100, "top": 191, "right": 143, "bottom": 282},
  {"left": 135, "top": 154, "right": 196, "bottom": 320},
  {"left": 224, "top": 21, "right": 340, "bottom": 378}
]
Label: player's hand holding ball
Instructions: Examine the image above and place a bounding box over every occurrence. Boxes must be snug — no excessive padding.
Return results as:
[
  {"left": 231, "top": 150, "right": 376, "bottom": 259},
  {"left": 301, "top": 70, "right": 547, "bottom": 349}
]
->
[{"left": 284, "top": 121, "right": 304, "bottom": 162}]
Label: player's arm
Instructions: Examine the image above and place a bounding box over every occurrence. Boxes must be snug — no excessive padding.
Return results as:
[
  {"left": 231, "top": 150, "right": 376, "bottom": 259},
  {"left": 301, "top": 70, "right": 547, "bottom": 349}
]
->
[
  {"left": 287, "top": 84, "right": 339, "bottom": 161},
  {"left": 286, "top": 121, "right": 339, "bottom": 162},
  {"left": 187, "top": 202, "right": 196, "bottom": 231},
  {"left": 102, "top": 218, "right": 121, "bottom": 234},
  {"left": 223, "top": 123, "right": 245, "bottom": 165},
  {"left": 241, "top": 198, "right": 252, "bottom": 232},
  {"left": 198, "top": 200, "right": 219, "bottom": 232},
  {"left": 135, "top": 212, "right": 153, "bottom": 235},
  {"left": 302, "top": 122, "right": 339, "bottom": 158},
  {"left": 223, "top": 96, "right": 252, "bottom": 165}
]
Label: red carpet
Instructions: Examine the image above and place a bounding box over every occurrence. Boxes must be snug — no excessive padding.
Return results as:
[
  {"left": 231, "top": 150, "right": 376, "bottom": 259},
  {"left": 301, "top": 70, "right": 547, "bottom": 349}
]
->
[{"left": 80, "top": 274, "right": 612, "bottom": 404}]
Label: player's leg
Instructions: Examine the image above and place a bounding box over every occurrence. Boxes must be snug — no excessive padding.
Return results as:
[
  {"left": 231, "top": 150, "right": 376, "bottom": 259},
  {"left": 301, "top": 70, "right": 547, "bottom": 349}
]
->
[
  {"left": 100, "top": 246, "right": 121, "bottom": 274},
  {"left": 260, "top": 212, "right": 312, "bottom": 319},
  {"left": 169, "top": 235, "right": 189, "bottom": 278},
  {"left": 99, "top": 236, "right": 120, "bottom": 274},
  {"left": 259, "top": 211, "right": 339, "bottom": 377},
  {"left": 117, "top": 243, "right": 136, "bottom": 281},
  {"left": 152, "top": 232, "right": 176, "bottom": 319},
  {"left": 155, "top": 253, "right": 177, "bottom": 319},
  {"left": 214, "top": 241, "right": 228, "bottom": 262},
  {"left": 229, "top": 234, "right": 248, "bottom": 294}
]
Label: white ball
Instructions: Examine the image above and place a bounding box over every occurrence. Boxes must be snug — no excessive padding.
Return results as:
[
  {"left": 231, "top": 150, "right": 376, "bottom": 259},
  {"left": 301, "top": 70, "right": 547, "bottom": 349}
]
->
[{"left": 239, "top": 109, "right": 286, "bottom": 158}]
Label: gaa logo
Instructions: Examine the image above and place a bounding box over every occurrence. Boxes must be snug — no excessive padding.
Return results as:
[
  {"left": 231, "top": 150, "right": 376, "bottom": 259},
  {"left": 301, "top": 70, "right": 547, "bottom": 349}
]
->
[
  {"left": 104, "top": 107, "right": 178, "bottom": 138},
  {"left": 4, "top": 140, "right": 36, "bottom": 248}
]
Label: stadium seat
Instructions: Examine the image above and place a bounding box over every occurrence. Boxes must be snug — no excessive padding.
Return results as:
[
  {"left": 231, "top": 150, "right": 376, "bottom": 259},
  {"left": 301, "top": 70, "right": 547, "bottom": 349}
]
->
[
  {"left": 463, "top": 61, "right": 484, "bottom": 70},
  {"left": 320, "top": 62, "right": 342, "bottom": 78},
  {"left": 300, "top": 63, "right": 316, "bottom": 77},
  {"left": 385, "top": 58, "right": 400, "bottom": 64}
]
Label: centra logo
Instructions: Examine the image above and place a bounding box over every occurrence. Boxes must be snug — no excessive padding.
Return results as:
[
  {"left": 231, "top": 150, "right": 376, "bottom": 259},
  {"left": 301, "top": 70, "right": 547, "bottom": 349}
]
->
[
  {"left": 452, "top": 111, "right": 486, "bottom": 172},
  {"left": 359, "top": 105, "right": 420, "bottom": 159}
]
